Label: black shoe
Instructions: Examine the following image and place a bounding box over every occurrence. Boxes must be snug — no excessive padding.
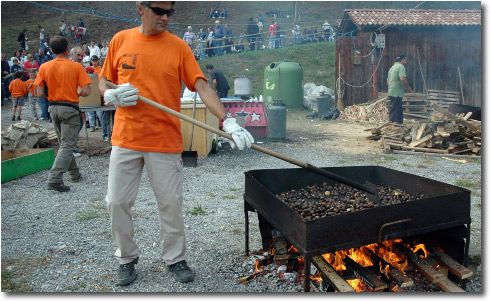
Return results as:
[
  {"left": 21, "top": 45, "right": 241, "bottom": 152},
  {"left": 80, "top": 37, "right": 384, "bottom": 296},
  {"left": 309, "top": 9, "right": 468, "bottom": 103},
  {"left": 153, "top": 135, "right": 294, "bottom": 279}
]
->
[
  {"left": 168, "top": 260, "right": 194, "bottom": 283},
  {"left": 117, "top": 257, "right": 139, "bottom": 286},
  {"left": 70, "top": 174, "right": 82, "bottom": 183},
  {"left": 16, "top": 116, "right": 21, "bottom": 121},
  {"left": 47, "top": 183, "right": 70, "bottom": 192},
  {"left": 11, "top": 115, "right": 15, "bottom": 121}
]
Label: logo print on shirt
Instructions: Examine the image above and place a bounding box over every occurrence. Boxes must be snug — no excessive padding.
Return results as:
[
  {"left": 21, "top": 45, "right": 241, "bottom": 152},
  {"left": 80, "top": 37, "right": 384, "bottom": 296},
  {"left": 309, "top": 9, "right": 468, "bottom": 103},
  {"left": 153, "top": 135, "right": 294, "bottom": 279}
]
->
[{"left": 121, "top": 53, "right": 138, "bottom": 69}]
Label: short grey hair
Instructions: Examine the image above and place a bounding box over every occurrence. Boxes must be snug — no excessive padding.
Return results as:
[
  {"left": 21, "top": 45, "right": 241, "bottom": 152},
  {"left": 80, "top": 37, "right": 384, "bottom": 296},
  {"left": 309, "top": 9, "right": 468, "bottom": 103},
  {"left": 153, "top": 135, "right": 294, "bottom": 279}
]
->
[
  {"left": 137, "top": 1, "right": 150, "bottom": 8},
  {"left": 70, "top": 46, "right": 82, "bottom": 56}
]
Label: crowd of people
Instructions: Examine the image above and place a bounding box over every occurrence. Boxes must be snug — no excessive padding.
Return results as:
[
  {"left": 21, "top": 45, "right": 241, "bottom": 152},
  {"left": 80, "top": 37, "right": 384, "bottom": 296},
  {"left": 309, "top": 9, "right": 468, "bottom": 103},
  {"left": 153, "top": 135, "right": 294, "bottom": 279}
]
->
[
  {"left": 2, "top": 19, "right": 111, "bottom": 149},
  {"left": 181, "top": 17, "right": 337, "bottom": 60},
  {"left": 208, "top": 7, "right": 227, "bottom": 19}
]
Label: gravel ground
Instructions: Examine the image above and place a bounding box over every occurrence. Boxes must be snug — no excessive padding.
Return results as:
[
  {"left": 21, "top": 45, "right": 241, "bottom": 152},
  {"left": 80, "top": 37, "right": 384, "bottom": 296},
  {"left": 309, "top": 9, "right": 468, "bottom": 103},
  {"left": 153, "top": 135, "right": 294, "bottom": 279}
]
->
[{"left": 1, "top": 101, "right": 483, "bottom": 293}]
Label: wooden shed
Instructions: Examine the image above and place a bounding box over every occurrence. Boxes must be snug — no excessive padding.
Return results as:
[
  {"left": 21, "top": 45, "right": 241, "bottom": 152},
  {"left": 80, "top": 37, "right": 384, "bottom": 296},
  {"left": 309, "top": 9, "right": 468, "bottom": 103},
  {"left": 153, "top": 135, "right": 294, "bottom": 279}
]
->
[{"left": 335, "top": 9, "right": 481, "bottom": 109}]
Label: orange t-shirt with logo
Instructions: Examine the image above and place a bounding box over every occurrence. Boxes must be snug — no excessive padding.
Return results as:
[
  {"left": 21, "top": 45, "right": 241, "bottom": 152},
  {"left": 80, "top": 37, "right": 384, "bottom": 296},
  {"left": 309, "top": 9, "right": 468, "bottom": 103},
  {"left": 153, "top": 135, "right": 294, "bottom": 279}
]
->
[
  {"left": 9, "top": 78, "right": 28, "bottom": 98},
  {"left": 34, "top": 58, "right": 92, "bottom": 103},
  {"left": 100, "top": 27, "right": 207, "bottom": 153},
  {"left": 26, "top": 79, "right": 37, "bottom": 94}
]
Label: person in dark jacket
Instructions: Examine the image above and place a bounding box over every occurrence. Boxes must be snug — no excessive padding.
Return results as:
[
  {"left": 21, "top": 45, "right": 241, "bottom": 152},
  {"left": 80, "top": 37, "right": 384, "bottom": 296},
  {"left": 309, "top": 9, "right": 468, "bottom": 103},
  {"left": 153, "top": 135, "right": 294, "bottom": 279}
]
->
[
  {"left": 17, "top": 29, "right": 28, "bottom": 50},
  {"left": 206, "top": 64, "right": 229, "bottom": 98},
  {"left": 1, "top": 53, "right": 11, "bottom": 103},
  {"left": 246, "top": 17, "right": 259, "bottom": 51}
]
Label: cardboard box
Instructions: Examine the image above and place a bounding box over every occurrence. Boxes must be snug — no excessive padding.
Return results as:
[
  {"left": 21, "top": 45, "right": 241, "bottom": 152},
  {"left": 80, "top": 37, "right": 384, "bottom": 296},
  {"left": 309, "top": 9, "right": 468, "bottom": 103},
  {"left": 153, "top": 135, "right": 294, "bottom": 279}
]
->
[
  {"left": 1, "top": 148, "right": 55, "bottom": 183},
  {"left": 79, "top": 74, "right": 102, "bottom": 107},
  {"left": 180, "top": 103, "right": 218, "bottom": 157}
]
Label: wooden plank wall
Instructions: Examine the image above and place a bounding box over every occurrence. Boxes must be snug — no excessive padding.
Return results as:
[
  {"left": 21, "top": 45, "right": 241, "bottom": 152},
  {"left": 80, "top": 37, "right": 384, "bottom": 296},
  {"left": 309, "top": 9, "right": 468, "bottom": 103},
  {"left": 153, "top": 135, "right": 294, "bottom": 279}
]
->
[{"left": 335, "top": 26, "right": 481, "bottom": 108}]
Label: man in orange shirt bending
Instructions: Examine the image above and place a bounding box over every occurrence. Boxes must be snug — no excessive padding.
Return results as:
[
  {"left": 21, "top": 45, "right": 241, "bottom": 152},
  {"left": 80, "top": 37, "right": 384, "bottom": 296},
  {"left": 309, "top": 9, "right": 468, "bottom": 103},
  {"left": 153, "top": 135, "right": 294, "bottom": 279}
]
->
[
  {"left": 35, "top": 35, "right": 92, "bottom": 192},
  {"left": 98, "top": 1, "right": 253, "bottom": 286}
]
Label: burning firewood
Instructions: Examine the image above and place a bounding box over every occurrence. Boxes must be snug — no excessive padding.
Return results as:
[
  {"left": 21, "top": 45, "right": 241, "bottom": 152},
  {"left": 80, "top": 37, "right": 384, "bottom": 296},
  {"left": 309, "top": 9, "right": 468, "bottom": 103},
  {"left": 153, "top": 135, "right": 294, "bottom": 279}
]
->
[{"left": 238, "top": 253, "right": 274, "bottom": 284}]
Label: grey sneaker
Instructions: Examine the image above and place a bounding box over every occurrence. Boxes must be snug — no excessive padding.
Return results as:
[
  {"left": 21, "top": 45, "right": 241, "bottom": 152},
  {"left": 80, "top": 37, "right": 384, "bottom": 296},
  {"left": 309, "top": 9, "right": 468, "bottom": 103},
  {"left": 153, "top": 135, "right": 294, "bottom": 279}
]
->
[
  {"left": 117, "top": 257, "right": 138, "bottom": 286},
  {"left": 47, "top": 183, "right": 70, "bottom": 192},
  {"left": 168, "top": 260, "right": 194, "bottom": 283}
]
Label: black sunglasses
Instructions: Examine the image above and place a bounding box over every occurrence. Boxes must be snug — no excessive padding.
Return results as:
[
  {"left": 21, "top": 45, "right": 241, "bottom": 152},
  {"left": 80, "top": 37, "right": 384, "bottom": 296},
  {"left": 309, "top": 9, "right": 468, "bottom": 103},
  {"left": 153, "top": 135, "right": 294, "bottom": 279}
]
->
[{"left": 148, "top": 5, "right": 175, "bottom": 17}]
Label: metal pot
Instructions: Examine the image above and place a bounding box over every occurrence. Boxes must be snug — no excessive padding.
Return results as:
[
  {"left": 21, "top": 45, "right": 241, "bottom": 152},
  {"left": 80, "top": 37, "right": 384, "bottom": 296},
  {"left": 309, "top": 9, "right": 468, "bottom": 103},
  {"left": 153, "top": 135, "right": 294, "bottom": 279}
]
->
[{"left": 233, "top": 76, "right": 253, "bottom": 97}]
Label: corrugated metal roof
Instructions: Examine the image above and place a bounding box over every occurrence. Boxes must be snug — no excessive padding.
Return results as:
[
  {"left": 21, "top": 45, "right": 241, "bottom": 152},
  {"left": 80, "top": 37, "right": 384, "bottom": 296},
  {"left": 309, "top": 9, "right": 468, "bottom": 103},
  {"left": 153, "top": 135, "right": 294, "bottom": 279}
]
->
[{"left": 345, "top": 9, "right": 481, "bottom": 27}]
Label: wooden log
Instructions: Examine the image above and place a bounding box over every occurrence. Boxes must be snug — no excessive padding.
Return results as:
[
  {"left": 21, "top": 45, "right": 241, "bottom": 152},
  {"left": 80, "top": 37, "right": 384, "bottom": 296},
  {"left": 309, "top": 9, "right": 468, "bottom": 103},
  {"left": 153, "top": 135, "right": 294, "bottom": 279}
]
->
[
  {"left": 426, "top": 245, "right": 473, "bottom": 280},
  {"left": 343, "top": 256, "right": 388, "bottom": 291},
  {"left": 463, "top": 112, "right": 473, "bottom": 121},
  {"left": 434, "top": 277, "right": 465, "bottom": 292},
  {"left": 312, "top": 255, "right": 355, "bottom": 293},
  {"left": 274, "top": 252, "right": 301, "bottom": 262},
  {"left": 431, "top": 103, "right": 480, "bottom": 131},
  {"left": 409, "top": 134, "right": 433, "bottom": 147},
  {"left": 365, "top": 248, "right": 413, "bottom": 288},
  {"left": 415, "top": 123, "right": 427, "bottom": 140},
  {"left": 400, "top": 145, "right": 449, "bottom": 154},
  {"left": 411, "top": 127, "right": 417, "bottom": 142},
  {"left": 405, "top": 113, "right": 429, "bottom": 119},
  {"left": 393, "top": 243, "right": 445, "bottom": 283}
]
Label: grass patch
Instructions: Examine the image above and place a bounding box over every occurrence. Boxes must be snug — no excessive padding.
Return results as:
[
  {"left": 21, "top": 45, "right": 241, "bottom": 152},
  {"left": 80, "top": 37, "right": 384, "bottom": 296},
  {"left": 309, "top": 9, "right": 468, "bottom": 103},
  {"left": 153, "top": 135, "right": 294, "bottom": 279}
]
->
[
  {"left": 186, "top": 205, "right": 207, "bottom": 216},
  {"left": 371, "top": 155, "right": 398, "bottom": 164},
  {"left": 76, "top": 211, "right": 102, "bottom": 222},
  {"left": 222, "top": 195, "right": 237, "bottom": 200},
  {"left": 454, "top": 179, "right": 480, "bottom": 190},
  {"left": 228, "top": 187, "right": 242, "bottom": 192},
  {"left": 1, "top": 270, "right": 31, "bottom": 292}
]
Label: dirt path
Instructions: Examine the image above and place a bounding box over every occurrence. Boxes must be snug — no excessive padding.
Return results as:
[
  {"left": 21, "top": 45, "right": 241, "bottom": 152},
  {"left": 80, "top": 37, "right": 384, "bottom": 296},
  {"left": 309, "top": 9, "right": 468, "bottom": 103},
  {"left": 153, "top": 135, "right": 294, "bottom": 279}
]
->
[{"left": 282, "top": 109, "right": 383, "bottom": 155}]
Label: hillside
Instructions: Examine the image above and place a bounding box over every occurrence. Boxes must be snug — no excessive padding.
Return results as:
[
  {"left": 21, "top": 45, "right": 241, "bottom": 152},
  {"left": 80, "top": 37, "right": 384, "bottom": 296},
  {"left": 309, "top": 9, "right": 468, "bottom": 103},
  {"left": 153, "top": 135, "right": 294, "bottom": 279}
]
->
[
  {"left": 1, "top": 1, "right": 480, "bottom": 96},
  {"left": 1, "top": 1, "right": 480, "bottom": 55}
]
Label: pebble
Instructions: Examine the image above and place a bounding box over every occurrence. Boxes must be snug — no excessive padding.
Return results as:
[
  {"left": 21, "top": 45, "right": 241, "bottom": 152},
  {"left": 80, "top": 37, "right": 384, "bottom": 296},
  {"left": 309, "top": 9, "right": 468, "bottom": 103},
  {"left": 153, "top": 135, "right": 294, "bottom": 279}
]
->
[{"left": 0, "top": 104, "right": 481, "bottom": 292}]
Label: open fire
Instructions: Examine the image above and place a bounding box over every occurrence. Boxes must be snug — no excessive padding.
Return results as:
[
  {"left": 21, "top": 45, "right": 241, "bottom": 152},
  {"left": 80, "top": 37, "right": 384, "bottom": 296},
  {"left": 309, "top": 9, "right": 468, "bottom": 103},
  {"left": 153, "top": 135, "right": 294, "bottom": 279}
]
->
[
  {"left": 243, "top": 166, "right": 472, "bottom": 292},
  {"left": 239, "top": 238, "right": 472, "bottom": 292}
]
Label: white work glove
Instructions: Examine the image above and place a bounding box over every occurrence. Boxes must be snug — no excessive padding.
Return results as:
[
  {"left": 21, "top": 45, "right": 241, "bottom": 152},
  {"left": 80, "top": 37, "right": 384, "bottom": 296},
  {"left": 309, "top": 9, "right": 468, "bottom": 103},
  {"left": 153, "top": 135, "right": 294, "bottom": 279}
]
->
[
  {"left": 223, "top": 118, "right": 254, "bottom": 150},
  {"left": 103, "top": 83, "right": 139, "bottom": 107}
]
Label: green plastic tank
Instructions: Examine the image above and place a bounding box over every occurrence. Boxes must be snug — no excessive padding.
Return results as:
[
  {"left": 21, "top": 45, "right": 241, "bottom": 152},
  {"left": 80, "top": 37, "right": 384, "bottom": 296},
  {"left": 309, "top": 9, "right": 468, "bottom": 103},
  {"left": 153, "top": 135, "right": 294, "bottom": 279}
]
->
[{"left": 263, "top": 62, "right": 304, "bottom": 108}]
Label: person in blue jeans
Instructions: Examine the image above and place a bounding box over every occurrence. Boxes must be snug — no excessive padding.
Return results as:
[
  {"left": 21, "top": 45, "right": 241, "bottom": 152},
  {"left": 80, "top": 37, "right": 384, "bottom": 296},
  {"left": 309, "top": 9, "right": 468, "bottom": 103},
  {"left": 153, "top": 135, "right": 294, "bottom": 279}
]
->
[
  {"left": 214, "top": 20, "right": 224, "bottom": 56},
  {"left": 88, "top": 108, "right": 109, "bottom": 141},
  {"left": 38, "top": 96, "right": 51, "bottom": 120}
]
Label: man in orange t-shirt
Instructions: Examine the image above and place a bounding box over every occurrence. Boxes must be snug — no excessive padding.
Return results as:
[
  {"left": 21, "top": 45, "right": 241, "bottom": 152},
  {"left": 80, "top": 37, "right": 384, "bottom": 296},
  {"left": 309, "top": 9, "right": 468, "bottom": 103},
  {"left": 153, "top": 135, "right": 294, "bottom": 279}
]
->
[
  {"left": 35, "top": 35, "right": 92, "bottom": 192},
  {"left": 98, "top": 1, "right": 253, "bottom": 286}
]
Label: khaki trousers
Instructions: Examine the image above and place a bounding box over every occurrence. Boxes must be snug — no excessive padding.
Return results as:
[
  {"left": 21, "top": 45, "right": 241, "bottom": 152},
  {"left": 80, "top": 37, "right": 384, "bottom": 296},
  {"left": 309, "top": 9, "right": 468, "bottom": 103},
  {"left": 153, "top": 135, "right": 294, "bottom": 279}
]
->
[
  {"left": 48, "top": 105, "right": 81, "bottom": 184},
  {"left": 107, "top": 146, "right": 186, "bottom": 265}
]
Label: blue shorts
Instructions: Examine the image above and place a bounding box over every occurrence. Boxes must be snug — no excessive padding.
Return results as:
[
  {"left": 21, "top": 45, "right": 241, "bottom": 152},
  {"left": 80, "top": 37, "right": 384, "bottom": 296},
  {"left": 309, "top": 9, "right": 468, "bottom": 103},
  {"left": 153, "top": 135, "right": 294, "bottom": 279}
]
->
[{"left": 12, "top": 96, "right": 25, "bottom": 107}]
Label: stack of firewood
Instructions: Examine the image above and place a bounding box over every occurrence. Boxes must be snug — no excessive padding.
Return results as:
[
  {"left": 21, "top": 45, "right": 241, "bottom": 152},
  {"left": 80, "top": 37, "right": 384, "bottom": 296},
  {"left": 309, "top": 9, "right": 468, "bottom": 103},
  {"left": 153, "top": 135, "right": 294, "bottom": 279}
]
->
[
  {"left": 339, "top": 97, "right": 389, "bottom": 123},
  {"left": 366, "top": 104, "right": 481, "bottom": 156}
]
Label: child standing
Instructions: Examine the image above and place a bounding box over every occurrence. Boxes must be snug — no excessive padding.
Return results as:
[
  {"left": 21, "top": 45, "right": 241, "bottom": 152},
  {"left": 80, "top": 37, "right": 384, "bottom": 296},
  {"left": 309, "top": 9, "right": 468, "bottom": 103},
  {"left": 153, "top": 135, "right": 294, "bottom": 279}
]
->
[
  {"left": 9, "top": 71, "right": 28, "bottom": 121},
  {"left": 10, "top": 58, "right": 22, "bottom": 74},
  {"left": 26, "top": 70, "right": 40, "bottom": 120}
]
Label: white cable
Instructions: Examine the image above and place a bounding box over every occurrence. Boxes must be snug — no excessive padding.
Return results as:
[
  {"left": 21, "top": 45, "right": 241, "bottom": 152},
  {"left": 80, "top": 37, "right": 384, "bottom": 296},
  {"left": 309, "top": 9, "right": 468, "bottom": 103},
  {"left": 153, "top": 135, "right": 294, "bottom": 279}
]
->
[{"left": 340, "top": 41, "right": 385, "bottom": 89}]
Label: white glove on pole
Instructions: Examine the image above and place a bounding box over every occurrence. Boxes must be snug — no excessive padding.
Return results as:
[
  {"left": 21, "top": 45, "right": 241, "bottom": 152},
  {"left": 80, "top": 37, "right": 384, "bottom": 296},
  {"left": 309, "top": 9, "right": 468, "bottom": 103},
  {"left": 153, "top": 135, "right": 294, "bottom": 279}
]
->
[
  {"left": 223, "top": 118, "right": 254, "bottom": 150},
  {"left": 103, "top": 83, "right": 139, "bottom": 107}
]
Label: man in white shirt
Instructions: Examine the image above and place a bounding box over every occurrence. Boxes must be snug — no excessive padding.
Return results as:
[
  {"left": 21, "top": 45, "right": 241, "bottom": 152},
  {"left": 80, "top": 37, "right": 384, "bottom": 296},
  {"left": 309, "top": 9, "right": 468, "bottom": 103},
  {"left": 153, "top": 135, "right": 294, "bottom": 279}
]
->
[
  {"left": 100, "top": 41, "right": 109, "bottom": 58},
  {"left": 88, "top": 41, "right": 101, "bottom": 59}
]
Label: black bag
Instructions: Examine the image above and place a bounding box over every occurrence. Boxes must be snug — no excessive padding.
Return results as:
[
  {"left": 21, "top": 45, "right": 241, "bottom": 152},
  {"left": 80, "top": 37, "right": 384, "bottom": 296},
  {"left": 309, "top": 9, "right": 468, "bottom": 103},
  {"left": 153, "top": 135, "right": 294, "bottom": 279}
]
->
[{"left": 321, "top": 108, "right": 340, "bottom": 120}]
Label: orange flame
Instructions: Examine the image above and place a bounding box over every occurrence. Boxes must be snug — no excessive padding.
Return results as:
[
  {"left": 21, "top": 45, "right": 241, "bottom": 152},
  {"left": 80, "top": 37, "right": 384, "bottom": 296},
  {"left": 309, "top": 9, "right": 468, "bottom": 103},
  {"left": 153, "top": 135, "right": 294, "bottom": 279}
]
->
[
  {"left": 412, "top": 244, "right": 429, "bottom": 258},
  {"left": 347, "top": 279, "right": 373, "bottom": 292}
]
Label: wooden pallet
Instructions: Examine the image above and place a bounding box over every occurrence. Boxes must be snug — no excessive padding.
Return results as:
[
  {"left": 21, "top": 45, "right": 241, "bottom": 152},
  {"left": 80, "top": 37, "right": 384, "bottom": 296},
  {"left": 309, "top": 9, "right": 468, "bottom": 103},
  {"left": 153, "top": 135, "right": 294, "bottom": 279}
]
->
[{"left": 427, "top": 89, "right": 460, "bottom": 109}]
